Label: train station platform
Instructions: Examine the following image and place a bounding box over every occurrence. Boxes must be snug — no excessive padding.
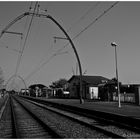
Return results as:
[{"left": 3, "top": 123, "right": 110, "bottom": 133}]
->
[{"left": 37, "top": 98, "right": 140, "bottom": 119}]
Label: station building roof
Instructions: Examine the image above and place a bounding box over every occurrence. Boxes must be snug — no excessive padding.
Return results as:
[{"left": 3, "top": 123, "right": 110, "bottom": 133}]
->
[{"left": 68, "top": 75, "right": 110, "bottom": 85}]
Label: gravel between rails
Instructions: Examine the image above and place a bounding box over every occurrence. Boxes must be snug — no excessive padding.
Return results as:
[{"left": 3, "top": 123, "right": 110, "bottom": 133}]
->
[
  {"left": 0, "top": 95, "right": 9, "bottom": 119},
  {"left": 21, "top": 98, "right": 140, "bottom": 139},
  {"left": 12, "top": 98, "right": 55, "bottom": 138},
  {"left": 16, "top": 97, "right": 113, "bottom": 139},
  {"left": 45, "top": 105, "right": 140, "bottom": 138},
  {"left": 0, "top": 98, "right": 13, "bottom": 138}
]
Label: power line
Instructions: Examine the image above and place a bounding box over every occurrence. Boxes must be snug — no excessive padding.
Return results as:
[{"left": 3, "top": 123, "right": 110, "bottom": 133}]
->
[
  {"left": 23, "top": 2, "right": 33, "bottom": 31},
  {"left": 25, "top": 54, "right": 55, "bottom": 81},
  {"left": 22, "top": 36, "right": 55, "bottom": 81},
  {"left": 15, "top": 2, "right": 38, "bottom": 76},
  {"left": 7, "top": 2, "right": 35, "bottom": 91},
  {"left": 24, "top": 44, "right": 54, "bottom": 80},
  {"left": 25, "top": 50, "right": 68, "bottom": 81},
  {"left": 0, "top": 44, "right": 21, "bottom": 53},
  {"left": 52, "top": 2, "right": 119, "bottom": 55},
  {"left": 12, "top": 2, "right": 118, "bottom": 83},
  {"left": 67, "top": 2, "right": 100, "bottom": 32},
  {"left": 24, "top": 2, "right": 119, "bottom": 81},
  {"left": 73, "top": 2, "right": 119, "bottom": 40}
]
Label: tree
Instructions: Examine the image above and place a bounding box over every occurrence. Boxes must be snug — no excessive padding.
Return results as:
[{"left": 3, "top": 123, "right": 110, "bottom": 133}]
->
[
  {"left": 49, "top": 78, "right": 67, "bottom": 89},
  {"left": 49, "top": 78, "right": 68, "bottom": 98}
]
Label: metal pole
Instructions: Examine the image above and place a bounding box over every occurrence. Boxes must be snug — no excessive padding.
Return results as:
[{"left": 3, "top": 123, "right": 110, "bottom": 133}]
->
[
  {"left": 47, "top": 15, "right": 84, "bottom": 104},
  {"left": 114, "top": 44, "right": 121, "bottom": 107},
  {"left": 111, "top": 42, "right": 121, "bottom": 108}
]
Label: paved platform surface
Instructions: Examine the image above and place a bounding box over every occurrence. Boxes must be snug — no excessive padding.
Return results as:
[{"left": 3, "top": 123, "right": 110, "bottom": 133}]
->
[{"left": 37, "top": 98, "right": 140, "bottom": 119}]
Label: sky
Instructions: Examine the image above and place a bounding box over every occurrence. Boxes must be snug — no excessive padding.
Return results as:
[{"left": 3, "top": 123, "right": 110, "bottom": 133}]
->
[{"left": 0, "top": 1, "right": 140, "bottom": 89}]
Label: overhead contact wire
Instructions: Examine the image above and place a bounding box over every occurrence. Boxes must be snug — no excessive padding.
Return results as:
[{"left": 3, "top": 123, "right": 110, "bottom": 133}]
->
[
  {"left": 15, "top": 2, "right": 38, "bottom": 76},
  {"left": 67, "top": 2, "right": 100, "bottom": 32},
  {"left": 25, "top": 2, "right": 119, "bottom": 81}
]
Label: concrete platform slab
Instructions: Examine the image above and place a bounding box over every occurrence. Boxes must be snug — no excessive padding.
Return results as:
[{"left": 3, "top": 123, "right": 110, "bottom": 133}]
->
[{"left": 39, "top": 98, "right": 140, "bottom": 119}]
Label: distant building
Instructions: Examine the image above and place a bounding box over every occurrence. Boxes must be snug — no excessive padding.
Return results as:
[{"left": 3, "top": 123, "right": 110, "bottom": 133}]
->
[
  {"left": 68, "top": 75, "right": 110, "bottom": 99},
  {"left": 43, "top": 87, "right": 54, "bottom": 98},
  {"left": 20, "top": 89, "right": 29, "bottom": 95},
  {"left": 28, "top": 84, "right": 49, "bottom": 97}
]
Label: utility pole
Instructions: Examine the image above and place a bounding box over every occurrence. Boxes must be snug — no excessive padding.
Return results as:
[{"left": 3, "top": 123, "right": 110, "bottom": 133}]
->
[{"left": 111, "top": 42, "right": 121, "bottom": 108}]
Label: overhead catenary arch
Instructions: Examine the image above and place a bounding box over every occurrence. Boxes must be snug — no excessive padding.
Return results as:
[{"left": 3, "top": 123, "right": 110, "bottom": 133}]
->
[
  {"left": 0, "top": 11, "right": 84, "bottom": 104},
  {"left": 6, "top": 74, "right": 27, "bottom": 92}
]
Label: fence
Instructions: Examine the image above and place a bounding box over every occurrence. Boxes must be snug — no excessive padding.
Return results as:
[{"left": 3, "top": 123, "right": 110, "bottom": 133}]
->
[{"left": 113, "top": 93, "right": 135, "bottom": 103}]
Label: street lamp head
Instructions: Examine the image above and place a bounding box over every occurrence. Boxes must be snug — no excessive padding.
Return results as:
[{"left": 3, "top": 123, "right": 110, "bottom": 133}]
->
[{"left": 111, "top": 42, "right": 117, "bottom": 47}]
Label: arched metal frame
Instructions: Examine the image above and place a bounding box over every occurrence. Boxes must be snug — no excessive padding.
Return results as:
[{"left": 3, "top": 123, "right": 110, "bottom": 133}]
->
[
  {"left": 6, "top": 74, "right": 27, "bottom": 92},
  {"left": 1, "top": 12, "right": 84, "bottom": 104}
]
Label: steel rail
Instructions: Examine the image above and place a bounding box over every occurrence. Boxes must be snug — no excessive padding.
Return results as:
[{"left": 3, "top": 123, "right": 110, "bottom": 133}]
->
[
  {"left": 9, "top": 95, "right": 21, "bottom": 138},
  {"left": 20, "top": 96, "right": 140, "bottom": 133},
  {"left": 20, "top": 97, "right": 124, "bottom": 138},
  {"left": 12, "top": 95, "right": 63, "bottom": 138}
]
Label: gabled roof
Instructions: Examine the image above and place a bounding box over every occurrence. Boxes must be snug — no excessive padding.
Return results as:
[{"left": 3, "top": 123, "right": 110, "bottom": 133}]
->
[
  {"left": 29, "top": 84, "right": 47, "bottom": 89},
  {"left": 68, "top": 75, "right": 110, "bottom": 85}
]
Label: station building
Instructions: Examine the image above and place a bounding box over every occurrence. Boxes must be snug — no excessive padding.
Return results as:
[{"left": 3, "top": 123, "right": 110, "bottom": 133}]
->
[
  {"left": 68, "top": 75, "right": 109, "bottom": 99},
  {"left": 67, "top": 75, "right": 140, "bottom": 105},
  {"left": 28, "top": 84, "right": 49, "bottom": 97}
]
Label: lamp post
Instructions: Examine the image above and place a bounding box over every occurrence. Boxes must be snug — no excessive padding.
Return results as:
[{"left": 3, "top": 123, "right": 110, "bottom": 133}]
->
[{"left": 111, "top": 42, "right": 121, "bottom": 108}]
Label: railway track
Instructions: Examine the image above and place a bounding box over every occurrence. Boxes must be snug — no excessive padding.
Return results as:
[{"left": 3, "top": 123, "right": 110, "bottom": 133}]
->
[
  {"left": 12, "top": 95, "right": 140, "bottom": 138},
  {"left": 0, "top": 95, "right": 8, "bottom": 110},
  {"left": 11, "top": 96, "right": 61, "bottom": 138},
  {"left": 13, "top": 96, "right": 113, "bottom": 138},
  {"left": 0, "top": 96, "right": 13, "bottom": 138},
  {"left": 0, "top": 95, "right": 9, "bottom": 119},
  {"left": 0, "top": 95, "right": 62, "bottom": 138},
  {"left": 1, "top": 95, "right": 140, "bottom": 138},
  {"left": 18, "top": 95, "right": 140, "bottom": 138}
]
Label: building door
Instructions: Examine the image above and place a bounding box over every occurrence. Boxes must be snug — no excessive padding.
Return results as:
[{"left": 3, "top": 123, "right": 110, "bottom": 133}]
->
[{"left": 89, "top": 87, "right": 98, "bottom": 99}]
